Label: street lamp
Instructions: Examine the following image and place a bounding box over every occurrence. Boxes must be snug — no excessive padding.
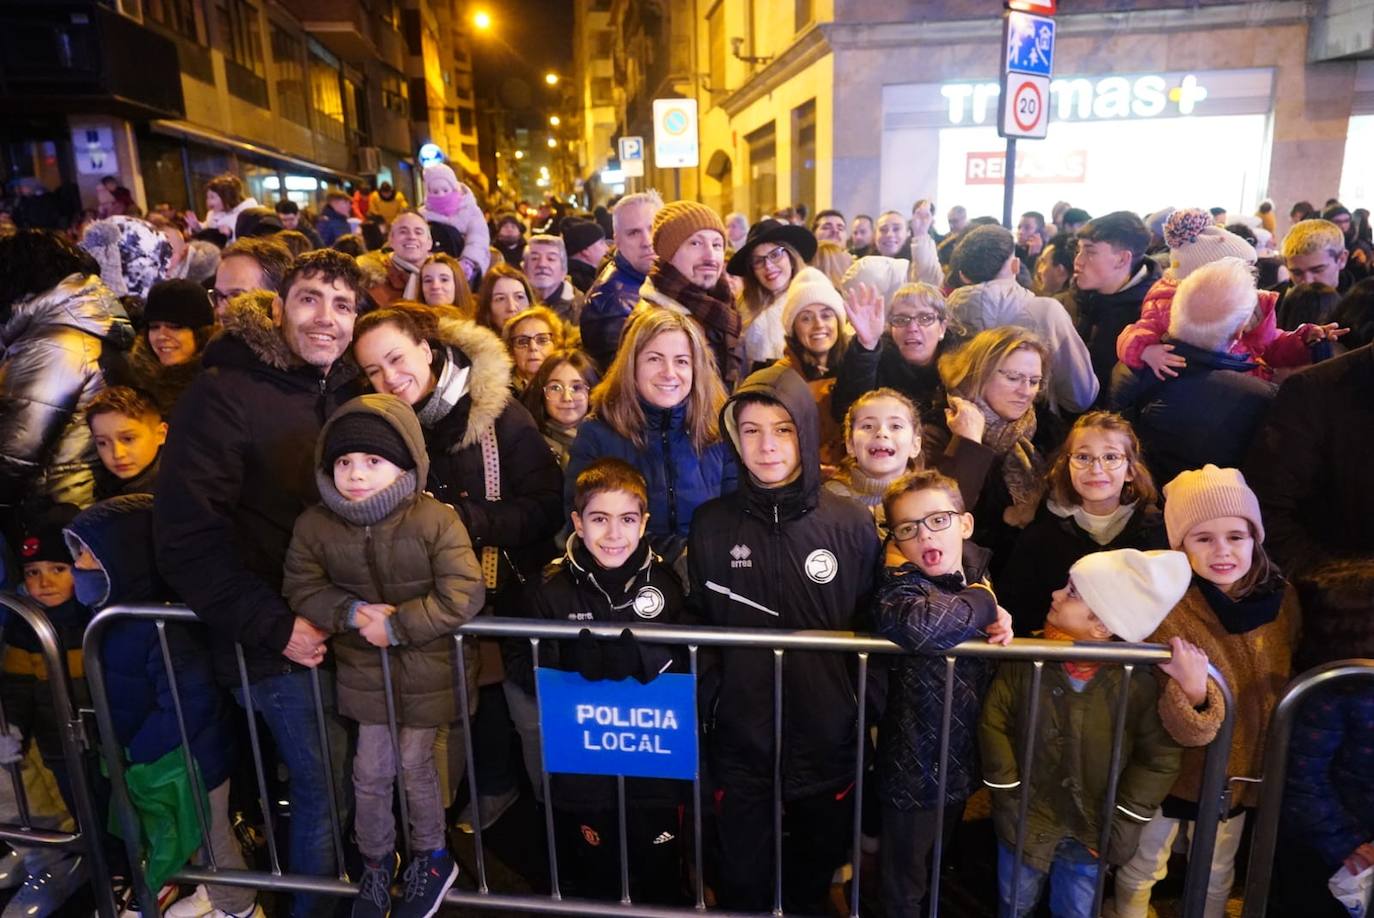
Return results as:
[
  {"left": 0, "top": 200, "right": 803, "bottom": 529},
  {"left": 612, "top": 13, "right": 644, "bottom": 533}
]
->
[
  {"left": 544, "top": 72, "right": 560, "bottom": 86},
  {"left": 514, "top": 150, "right": 524, "bottom": 159},
  {"left": 547, "top": 137, "right": 557, "bottom": 148},
  {"left": 549, "top": 115, "right": 561, "bottom": 127},
  {"left": 473, "top": 10, "right": 491, "bottom": 30}
]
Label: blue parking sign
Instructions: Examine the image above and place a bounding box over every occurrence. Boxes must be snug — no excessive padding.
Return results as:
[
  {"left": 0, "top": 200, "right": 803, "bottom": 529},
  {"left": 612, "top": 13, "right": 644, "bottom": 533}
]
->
[
  {"left": 536, "top": 668, "right": 698, "bottom": 780},
  {"left": 1005, "top": 12, "right": 1054, "bottom": 77}
]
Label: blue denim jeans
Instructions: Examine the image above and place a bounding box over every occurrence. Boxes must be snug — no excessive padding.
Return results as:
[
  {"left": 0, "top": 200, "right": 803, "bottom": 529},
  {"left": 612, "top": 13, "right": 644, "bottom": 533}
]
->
[
  {"left": 997, "top": 838, "right": 1101, "bottom": 918},
  {"left": 232, "top": 669, "right": 349, "bottom": 918}
]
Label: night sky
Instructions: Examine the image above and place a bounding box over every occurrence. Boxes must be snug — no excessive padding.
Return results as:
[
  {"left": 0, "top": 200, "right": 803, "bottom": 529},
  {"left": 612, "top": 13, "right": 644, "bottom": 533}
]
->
[{"left": 471, "top": 0, "right": 575, "bottom": 126}]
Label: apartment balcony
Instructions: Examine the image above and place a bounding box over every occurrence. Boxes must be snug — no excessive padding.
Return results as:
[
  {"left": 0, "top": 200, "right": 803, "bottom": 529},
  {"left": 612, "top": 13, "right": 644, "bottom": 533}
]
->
[
  {"left": 277, "top": 0, "right": 378, "bottom": 62},
  {"left": 0, "top": 1, "right": 184, "bottom": 119}
]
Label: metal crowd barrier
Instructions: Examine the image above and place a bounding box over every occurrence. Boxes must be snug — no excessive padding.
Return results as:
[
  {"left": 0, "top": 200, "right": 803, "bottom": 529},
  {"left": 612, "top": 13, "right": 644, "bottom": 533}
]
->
[
  {"left": 61, "top": 602, "right": 1236, "bottom": 918},
  {"left": 1240, "top": 658, "right": 1374, "bottom": 918},
  {"left": 0, "top": 592, "right": 120, "bottom": 918}
]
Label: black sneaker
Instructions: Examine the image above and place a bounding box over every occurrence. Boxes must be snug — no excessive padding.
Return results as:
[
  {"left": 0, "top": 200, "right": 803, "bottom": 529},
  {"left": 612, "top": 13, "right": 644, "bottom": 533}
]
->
[
  {"left": 351, "top": 854, "right": 396, "bottom": 918},
  {"left": 394, "top": 850, "right": 458, "bottom": 918}
]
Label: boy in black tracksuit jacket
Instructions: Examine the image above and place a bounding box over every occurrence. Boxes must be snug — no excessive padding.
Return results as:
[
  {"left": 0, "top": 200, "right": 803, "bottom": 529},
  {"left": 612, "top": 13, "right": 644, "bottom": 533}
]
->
[
  {"left": 689, "top": 364, "right": 881, "bottom": 913},
  {"left": 527, "top": 458, "right": 689, "bottom": 903}
]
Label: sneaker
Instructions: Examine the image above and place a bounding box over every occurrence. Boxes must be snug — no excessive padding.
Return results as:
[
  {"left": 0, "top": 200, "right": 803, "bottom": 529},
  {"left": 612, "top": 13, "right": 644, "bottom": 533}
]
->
[
  {"left": 0, "top": 849, "right": 26, "bottom": 890},
  {"left": 456, "top": 787, "right": 519, "bottom": 834},
  {"left": 394, "top": 850, "right": 458, "bottom": 918},
  {"left": 2, "top": 855, "right": 87, "bottom": 918},
  {"left": 352, "top": 854, "right": 396, "bottom": 918},
  {"left": 165, "top": 884, "right": 213, "bottom": 918},
  {"left": 205, "top": 904, "right": 265, "bottom": 918}
]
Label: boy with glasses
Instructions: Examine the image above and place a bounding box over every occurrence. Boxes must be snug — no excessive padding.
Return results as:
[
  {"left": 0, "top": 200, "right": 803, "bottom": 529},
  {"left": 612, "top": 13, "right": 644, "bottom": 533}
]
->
[{"left": 872, "top": 469, "right": 1012, "bottom": 916}]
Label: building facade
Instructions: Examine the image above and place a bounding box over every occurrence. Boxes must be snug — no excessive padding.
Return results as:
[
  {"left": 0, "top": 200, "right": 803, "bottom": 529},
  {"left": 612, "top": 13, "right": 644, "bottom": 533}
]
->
[
  {"left": 575, "top": 0, "right": 1374, "bottom": 237},
  {"left": 1, "top": 0, "right": 481, "bottom": 218}
]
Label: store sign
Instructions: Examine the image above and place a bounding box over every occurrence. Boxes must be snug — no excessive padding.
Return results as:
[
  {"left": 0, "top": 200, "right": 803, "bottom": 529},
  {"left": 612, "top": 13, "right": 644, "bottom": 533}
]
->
[
  {"left": 947, "top": 72, "right": 1214, "bottom": 126},
  {"left": 537, "top": 668, "right": 698, "bottom": 780},
  {"left": 72, "top": 127, "right": 117, "bottom": 176},
  {"left": 966, "top": 149, "right": 1087, "bottom": 185}
]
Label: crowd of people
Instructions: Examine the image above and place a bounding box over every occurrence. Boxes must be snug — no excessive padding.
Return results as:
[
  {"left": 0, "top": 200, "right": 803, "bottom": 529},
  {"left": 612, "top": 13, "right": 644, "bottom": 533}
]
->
[{"left": 0, "top": 168, "right": 1372, "bottom": 918}]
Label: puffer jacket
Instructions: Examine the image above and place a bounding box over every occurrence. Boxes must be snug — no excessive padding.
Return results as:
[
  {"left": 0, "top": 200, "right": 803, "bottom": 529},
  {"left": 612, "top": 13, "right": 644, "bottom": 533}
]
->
[
  {"left": 946, "top": 277, "right": 1098, "bottom": 413},
  {"left": 74, "top": 495, "right": 237, "bottom": 793},
  {"left": 154, "top": 296, "right": 362, "bottom": 686},
  {"left": 979, "top": 658, "right": 1182, "bottom": 871},
  {"left": 1116, "top": 276, "right": 1309, "bottom": 379},
  {"left": 689, "top": 364, "right": 881, "bottom": 800},
  {"left": 1282, "top": 682, "right": 1374, "bottom": 869},
  {"left": 872, "top": 542, "right": 998, "bottom": 810},
  {"left": 567, "top": 403, "right": 736, "bottom": 543},
  {"left": 1109, "top": 341, "right": 1276, "bottom": 485},
  {"left": 581, "top": 251, "right": 646, "bottom": 370},
  {"left": 283, "top": 395, "right": 485, "bottom": 727},
  {"left": 0, "top": 273, "right": 132, "bottom": 511}
]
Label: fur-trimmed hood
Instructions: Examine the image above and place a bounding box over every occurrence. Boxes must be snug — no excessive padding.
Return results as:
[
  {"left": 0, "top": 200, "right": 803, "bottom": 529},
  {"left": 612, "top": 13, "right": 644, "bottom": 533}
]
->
[
  {"left": 127, "top": 333, "right": 204, "bottom": 414},
  {"left": 206, "top": 293, "right": 301, "bottom": 373},
  {"left": 427, "top": 315, "right": 514, "bottom": 451}
]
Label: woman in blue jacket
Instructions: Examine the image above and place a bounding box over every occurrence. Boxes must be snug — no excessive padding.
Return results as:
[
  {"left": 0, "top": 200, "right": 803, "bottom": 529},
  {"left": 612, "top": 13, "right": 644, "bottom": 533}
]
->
[{"left": 566, "top": 307, "right": 736, "bottom": 564}]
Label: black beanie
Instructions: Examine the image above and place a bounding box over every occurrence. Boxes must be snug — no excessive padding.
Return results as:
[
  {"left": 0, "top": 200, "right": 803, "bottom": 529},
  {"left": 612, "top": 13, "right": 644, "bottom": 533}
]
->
[
  {"left": 144, "top": 278, "right": 215, "bottom": 330},
  {"left": 18, "top": 504, "right": 80, "bottom": 566},
  {"left": 322, "top": 413, "right": 416, "bottom": 472},
  {"left": 561, "top": 217, "right": 604, "bottom": 256}
]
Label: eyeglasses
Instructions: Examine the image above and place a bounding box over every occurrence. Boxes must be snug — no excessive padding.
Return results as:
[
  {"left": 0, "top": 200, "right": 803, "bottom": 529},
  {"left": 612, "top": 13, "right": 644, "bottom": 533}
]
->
[
  {"left": 889, "top": 311, "right": 942, "bottom": 328},
  {"left": 512, "top": 333, "right": 554, "bottom": 350},
  {"left": 749, "top": 247, "right": 788, "bottom": 271},
  {"left": 1068, "top": 452, "right": 1127, "bottom": 471},
  {"left": 995, "top": 369, "right": 1043, "bottom": 390},
  {"left": 890, "top": 510, "right": 959, "bottom": 541},
  {"left": 543, "top": 381, "right": 589, "bottom": 399},
  {"left": 208, "top": 289, "right": 239, "bottom": 308}
]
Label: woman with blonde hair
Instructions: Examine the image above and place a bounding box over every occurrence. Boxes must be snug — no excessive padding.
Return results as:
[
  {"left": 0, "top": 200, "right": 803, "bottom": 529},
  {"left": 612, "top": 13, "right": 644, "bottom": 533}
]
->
[
  {"left": 501, "top": 304, "right": 575, "bottom": 393},
  {"left": 926, "top": 326, "right": 1063, "bottom": 571},
  {"left": 566, "top": 307, "right": 735, "bottom": 555}
]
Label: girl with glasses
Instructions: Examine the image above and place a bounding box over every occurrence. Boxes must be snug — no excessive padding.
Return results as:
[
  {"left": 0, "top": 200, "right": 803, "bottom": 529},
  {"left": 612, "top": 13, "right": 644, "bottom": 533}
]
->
[
  {"left": 521, "top": 349, "right": 600, "bottom": 469},
  {"left": 998, "top": 411, "right": 1167, "bottom": 634}
]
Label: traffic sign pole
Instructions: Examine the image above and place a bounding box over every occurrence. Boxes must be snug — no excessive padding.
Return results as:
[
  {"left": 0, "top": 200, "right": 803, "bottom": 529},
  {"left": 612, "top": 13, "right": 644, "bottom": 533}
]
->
[{"left": 1002, "top": 137, "right": 1017, "bottom": 230}]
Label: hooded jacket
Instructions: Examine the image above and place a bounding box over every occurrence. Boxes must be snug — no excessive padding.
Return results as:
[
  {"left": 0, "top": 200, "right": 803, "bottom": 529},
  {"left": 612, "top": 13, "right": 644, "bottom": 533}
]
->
[
  {"left": 317, "top": 207, "right": 352, "bottom": 247},
  {"left": 689, "top": 364, "right": 881, "bottom": 799},
  {"left": 526, "top": 535, "right": 688, "bottom": 809},
  {"left": 0, "top": 273, "right": 133, "bottom": 511},
  {"left": 414, "top": 316, "right": 563, "bottom": 595},
  {"left": 154, "top": 295, "right": 362, "bottom": 685},
  {"left": 946, "top": 277, "right": 1099, "bottom": 413},
  {"left": 72, "top": 495, "right": 237, "bottom": 792},
  {"left": 283, "top": 395, "right": 485, "bottom": 727},
  {"left": 1109, "top": 340, "right": 1276, "bottom": 486},
  {"left": 581, "top": 250, "right": 646, "bottom": 371}
]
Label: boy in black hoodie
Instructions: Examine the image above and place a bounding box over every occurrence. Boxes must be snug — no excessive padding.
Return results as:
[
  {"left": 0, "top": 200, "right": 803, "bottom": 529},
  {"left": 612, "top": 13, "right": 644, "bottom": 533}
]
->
[
  {"left": 527, "top": 458, "right": 689, "bottom": 903},
  {"left": 689, "top": 364, "right": 881, "bottom": 913}
]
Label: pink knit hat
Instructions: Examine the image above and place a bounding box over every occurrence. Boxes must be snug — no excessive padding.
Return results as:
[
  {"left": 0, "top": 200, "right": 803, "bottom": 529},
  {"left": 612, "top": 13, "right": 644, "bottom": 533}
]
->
[
  {"left": 1165, "top": 207, "right": 1256, "bottom": 280},
  {"left": 1162, "top": 464, "right": 1265, "bottom": 549}
]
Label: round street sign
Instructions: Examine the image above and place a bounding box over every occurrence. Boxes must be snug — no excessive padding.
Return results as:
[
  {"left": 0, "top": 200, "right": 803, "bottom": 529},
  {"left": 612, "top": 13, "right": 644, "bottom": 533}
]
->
[{"left": 1012, "top": 80, "right": 1043, "bottom": 132}]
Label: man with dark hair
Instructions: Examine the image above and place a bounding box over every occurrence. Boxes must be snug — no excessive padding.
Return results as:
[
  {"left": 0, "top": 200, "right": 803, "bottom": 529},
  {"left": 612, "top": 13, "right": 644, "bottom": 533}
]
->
[
  {"left": 946, "top": 225, "right": 1098, "bottom": 413},
  {"left": 850, "top": 214, "right": 876, "bottom": 257},
  {"left": 1035, "top": 232, "right": 1076, "bottom": 298},
  {"left": 211, "top": 236, "right": 295, "bottom": 319},
  {"left": 812, "top": 209, "right": 847, "bottom": 245},
  {"left": 1015, "top": 211, "right": 1047, "bottom": 263},
  {"left": 275, "top": 199, "right": 324, "bottom": 248},
  {"left": 154, "top": 248, "right": 365, "bottom": 918},
  {"left": 1058, "top": 207, "right": 1091, "bottom": 235},
  {"left": 1059, "top": 211, "right": 1160, "bottom": 398}
]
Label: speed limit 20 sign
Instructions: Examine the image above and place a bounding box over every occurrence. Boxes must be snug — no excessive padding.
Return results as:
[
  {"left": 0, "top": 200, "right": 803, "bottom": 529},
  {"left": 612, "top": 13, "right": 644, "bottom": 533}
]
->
[{"left": 1000, "top": 74, "right": 1049, "bottom": 139}]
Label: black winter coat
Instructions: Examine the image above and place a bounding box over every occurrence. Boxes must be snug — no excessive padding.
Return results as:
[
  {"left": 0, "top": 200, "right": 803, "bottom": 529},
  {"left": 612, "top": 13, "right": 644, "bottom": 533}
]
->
[
  {"left": 871, "top": 543, "right": 998, "bottom": 810},
  {"left": 830, "top": 337, "right": 953, "bottom": 427},
  {"left": 690, "top": 364, "right": 881, "bottom": 800},
  {"left": 1110, "top": 339, "right": 1276, "bottom": 486},
  {"left": 998, "top": 502, "right": 1167, "bottom": 634},
  {"left": 154, "top": 298, "right": 362, "bottom": 685},
  {"left": 528, "top": 537, "right": 689, "bottom": 810},
  {"left": 1061, "top": 259, "right": 1160, "bottom": 400}
]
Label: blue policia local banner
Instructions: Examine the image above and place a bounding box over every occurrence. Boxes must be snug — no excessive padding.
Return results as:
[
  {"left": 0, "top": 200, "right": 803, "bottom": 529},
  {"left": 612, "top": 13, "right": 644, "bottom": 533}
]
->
[{"left": 536, "top": 668, "right": 698, "bottom": 781}]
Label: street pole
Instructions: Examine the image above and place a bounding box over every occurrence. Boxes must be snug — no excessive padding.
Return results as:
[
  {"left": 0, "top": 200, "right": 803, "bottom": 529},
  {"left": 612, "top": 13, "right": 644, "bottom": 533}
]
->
[{"left": 1002, "top": 137, "right": 1017, "bottom": 229}]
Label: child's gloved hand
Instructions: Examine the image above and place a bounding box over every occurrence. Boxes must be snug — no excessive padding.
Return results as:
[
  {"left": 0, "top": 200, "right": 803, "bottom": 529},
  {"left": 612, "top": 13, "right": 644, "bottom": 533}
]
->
[
  {"left": 574, "top": 629, "right": 605, "bottom": 681},
  {"left": 0, "top": 725, "right": 23, "bottom": 766},
  {"left": 603, "top": 629, "right": 648, "bottom": 683}
]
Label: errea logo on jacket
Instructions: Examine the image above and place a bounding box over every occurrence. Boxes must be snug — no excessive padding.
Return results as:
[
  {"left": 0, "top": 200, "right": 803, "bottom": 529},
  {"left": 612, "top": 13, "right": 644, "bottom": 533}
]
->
[{"left": 730, "top": 544, "right": 752, "bottom": 568}]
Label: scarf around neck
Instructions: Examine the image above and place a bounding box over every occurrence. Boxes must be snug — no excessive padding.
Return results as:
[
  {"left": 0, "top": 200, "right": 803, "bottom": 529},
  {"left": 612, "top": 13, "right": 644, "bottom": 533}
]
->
[
  {"left": 388, "top": 254, "right": 423, "bottom": 301},
  {"left": 1043, "top": 621, "right": 1104, "bottom": 682},
  {"left": 649, "top": 261, "right": 741, "bottom": 338},
  {"left": 973, "top": 395, "right": 1045, "bottom": 521},
  {"left": 315, "top": 469, "right": 418, "bottom": 526},
  {"left": 1195, "top": 574, "right": 1285, "bottom": 634},
  {"left": 415, "top": 345, "right": 472, "bottom": 428}
]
